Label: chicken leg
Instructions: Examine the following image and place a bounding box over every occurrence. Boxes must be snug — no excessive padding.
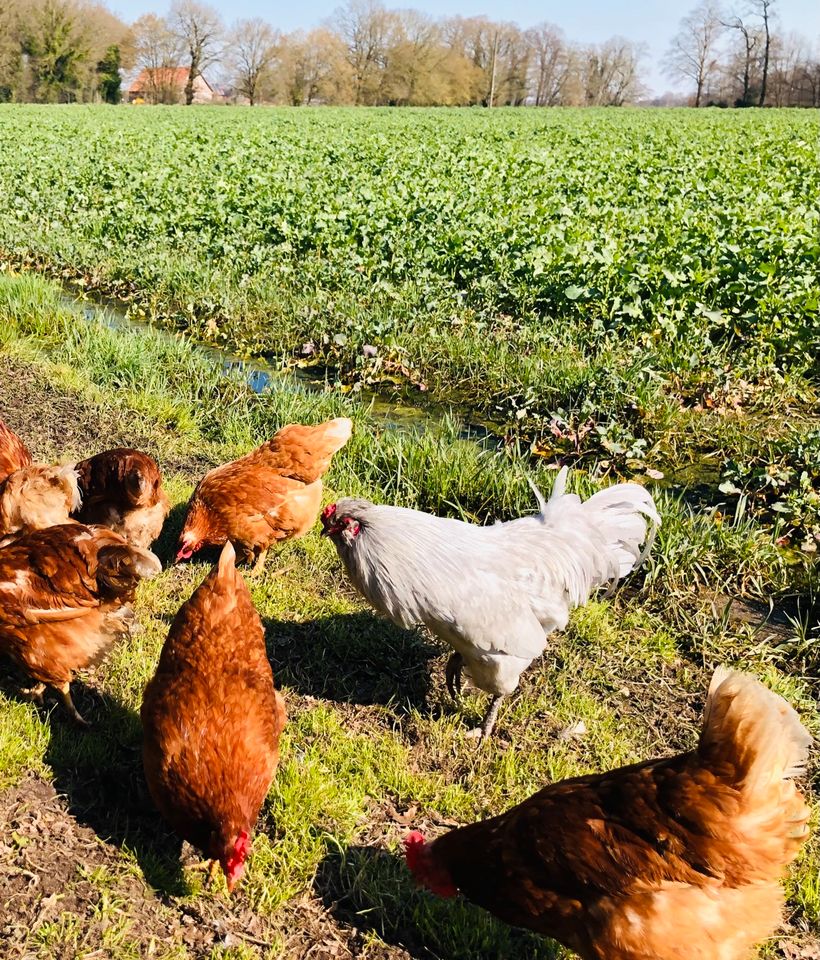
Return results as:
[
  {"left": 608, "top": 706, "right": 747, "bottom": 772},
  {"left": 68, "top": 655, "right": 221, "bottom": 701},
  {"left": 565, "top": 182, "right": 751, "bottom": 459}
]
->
[
  {"left": 57, "top": 681, "right": 90, "bottom": 727},
  {"left": 20, "top": 681, "right": 46, "bottom": 705},
  {"left": 466, "top": 695, "right": 504, "bottom": 742},
  {"left": 445, "top": 652, "right": 464, "bottom": 700},
  {"left": 249, "top": 548, "right": 268, "bottom": 578}
]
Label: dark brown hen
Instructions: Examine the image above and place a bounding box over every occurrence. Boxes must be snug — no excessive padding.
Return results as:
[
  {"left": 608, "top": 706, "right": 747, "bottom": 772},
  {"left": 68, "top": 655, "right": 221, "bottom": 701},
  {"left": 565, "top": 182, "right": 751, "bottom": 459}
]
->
[
  {"left": 141, "top": 542, "right": 286, "bottom": 892},
  {"left": 73, "top": 448, "right": 170, "bottom": 548}
]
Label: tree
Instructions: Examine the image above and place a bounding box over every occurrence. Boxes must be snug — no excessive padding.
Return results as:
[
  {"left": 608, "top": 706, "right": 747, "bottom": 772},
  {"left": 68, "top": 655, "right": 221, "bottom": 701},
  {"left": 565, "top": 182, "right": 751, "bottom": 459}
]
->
[
  {"left": 273, "top": 28, "right": 352, "bottom": 104},
  {"left": 96, "top": 42, "right": 120, "bottom": 102},
  {"left": 132, "top": 13, "right": 182, "bottom": 103},
  {"left": 664, "top": 1, "right": 724, "bottom": 106},
  {"left": 22, "top": 0, "right": 88, "bottom": 103},
  {"left": 332, "top": 0, "right": 392, "bottom": 104},
  {"left": 583, "top": 37, "right": 647, "bottom": 106},
  {"left": 722, "top": 13, "right": 760, "bottom": 105},
  {"left": 526, "top": 23, "right": 566, "bottom": 106},
  {"left": 227, "top": 18, "right": 278, "bottom": 105},
  {"left": 170, "top": 0, "right": 222, "bottom": 105},
  {"left": 0, "top": 0, "right": 25, "bottom": 101},
  {"left": 750, "top": 0, "right": 775, "bottom": 105}
]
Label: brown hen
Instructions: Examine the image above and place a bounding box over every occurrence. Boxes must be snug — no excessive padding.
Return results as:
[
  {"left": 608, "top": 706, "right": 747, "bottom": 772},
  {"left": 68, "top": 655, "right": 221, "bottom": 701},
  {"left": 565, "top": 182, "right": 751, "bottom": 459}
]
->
[
  {"left": 0, "top": 463, "right": 81, "bottom": 538},
  {"left": 405, "top": 668, "right": 811, "bottom": 960},
  {"left": 176, "top": 417, "right": 352, "bottom": 574},
  {"left": 0, "top": 418, "right": 32, "bottom": 484},
  {"left": 73, "top": 448, "right": 170, "bottom": 548},
  {"left": 0, "top": 523, "right": 161, "bottom": 723},
  {"left": 141, "top": 542, "right": 286, "bottom": 892}
]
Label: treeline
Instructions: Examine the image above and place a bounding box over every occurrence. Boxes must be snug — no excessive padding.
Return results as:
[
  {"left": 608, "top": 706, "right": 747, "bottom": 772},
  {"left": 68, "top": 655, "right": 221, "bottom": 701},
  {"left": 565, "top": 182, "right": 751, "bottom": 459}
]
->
[
  {"left": 0, "top": 0, "right": 129, "bottom": 102},
  {"left": 0, "top": 0, "right": 649, "bottom": 106},
  {"left": 0, "top": 0, "right": 818, "bottom": 106},
  {"left": 665, "top": 0, "right": 820, "bottom": 107}
]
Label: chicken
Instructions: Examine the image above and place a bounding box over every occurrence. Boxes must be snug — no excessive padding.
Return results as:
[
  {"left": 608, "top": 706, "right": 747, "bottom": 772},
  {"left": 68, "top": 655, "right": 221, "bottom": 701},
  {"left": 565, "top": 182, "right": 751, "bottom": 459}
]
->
[
  {"left": 73, "top": 448, "right": 170, "bottom": 548},
  {"left": 176, "top": 417, "right": 352, "bottom": 575},
  {"left": 0, "top": 523, "right": 161, "bottom": 723},
  {"left": 0, "top": 462, "right": 81, "bottom": 538},
  {"left": 0, "top": 418, "right": 32, "bottom": 484},
  {"left": 404, "top": 668, "right": 811, "bottom": 960},
  {"left": 141, "top": 542, "right": 286, "bottom": 893},
  {"left": 321, "top": 468, "right": 659, "bottom": 738}
]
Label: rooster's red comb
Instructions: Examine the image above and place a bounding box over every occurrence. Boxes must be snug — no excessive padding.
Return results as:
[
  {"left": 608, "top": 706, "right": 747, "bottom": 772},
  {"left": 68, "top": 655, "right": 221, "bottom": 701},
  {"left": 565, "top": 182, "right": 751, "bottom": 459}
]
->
[{"left": 321, "top": 503, "right": 337, "bottom": 521}]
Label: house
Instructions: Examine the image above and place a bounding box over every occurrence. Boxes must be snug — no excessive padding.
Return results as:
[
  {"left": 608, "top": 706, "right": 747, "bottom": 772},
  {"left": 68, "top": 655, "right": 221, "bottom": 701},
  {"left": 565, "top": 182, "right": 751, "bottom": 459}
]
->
[{"left": 128, "top": 68, "right": 216, "bottom": 105}]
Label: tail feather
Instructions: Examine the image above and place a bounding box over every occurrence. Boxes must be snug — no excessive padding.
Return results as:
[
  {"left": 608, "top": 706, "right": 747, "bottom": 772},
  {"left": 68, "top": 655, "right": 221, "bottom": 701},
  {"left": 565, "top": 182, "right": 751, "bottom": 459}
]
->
[
  {"left": 579, "top": 481, "right": 660, "bottom": 579},
  {"left": 699, "top": 668, "right": 811, "bottom": 791}
]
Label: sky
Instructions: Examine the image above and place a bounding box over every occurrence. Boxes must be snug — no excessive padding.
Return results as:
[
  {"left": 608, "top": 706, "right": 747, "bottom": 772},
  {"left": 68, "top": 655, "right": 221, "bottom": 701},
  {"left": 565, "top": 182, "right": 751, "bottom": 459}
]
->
[{"left": 108, "top": 0, "right": 820, "bottom": 96}]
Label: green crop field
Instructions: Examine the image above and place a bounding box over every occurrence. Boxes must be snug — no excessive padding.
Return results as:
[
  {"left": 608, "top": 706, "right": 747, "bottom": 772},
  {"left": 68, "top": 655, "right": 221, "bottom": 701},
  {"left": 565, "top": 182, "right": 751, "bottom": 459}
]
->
[{"left": 0, "top": 105, "right": 818, "bottom": 959}]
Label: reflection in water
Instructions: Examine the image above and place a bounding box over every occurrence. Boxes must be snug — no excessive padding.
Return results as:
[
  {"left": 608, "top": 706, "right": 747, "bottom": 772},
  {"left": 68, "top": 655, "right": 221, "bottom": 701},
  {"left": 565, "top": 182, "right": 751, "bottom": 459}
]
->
[{"left": 69, "top": 294, "right": 495, "bottom": 443}]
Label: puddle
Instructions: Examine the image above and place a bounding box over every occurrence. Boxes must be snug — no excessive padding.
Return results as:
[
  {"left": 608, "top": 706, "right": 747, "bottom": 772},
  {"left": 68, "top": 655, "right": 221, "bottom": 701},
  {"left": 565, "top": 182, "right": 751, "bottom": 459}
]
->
[{"left": 62, "top": 290, "right": 498, "bottom": 443}]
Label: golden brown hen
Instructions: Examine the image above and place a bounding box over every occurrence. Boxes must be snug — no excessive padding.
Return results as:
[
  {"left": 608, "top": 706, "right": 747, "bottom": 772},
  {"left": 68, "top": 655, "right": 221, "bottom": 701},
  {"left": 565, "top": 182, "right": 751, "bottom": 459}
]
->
[
  {"left": 0, "top": 523, "right": 161, "bottom": 723},
  {"left": 73, "top": 448, "right": 170, "bottom": 548},
  {"left": 0, "top": 463, "right": 81, "bottom": 538},
  {"left": 404, "top": 668, "right": 811, "bottom": 960},
  {"left": 175, "top": 417, "right": 352, "bottom": 574},
  {"left": 141, "top": 542, "right": 286, "bottom": 892},
  {"left": 0, "top": 418, "right": 32, "bottom": 484}
]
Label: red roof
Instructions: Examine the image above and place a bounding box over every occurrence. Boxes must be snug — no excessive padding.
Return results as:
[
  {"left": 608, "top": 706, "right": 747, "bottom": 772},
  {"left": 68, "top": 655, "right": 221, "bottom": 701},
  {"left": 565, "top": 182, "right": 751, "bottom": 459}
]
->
[{"left": 129, "top": 68, "right": 195, "bottom": 94}]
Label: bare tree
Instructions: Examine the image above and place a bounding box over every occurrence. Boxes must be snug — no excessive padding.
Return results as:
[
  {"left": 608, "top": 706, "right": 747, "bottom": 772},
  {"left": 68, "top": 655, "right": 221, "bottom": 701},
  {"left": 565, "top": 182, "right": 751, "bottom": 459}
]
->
[
  {"left": 664, "top": 1, "right": 725, "bottom": 106},
  {"left": 749, "top": 0, "right": 775, "bottom": 105},
  {"left": 132, "top": 13, "right": 182, "bottom": 103},
  {"left": 227, "top": 17, "right": 278, "bottom": 104},
  {"left": 526, "top": 23, "right": 565, "bottom": 106},
  {"left": 721, "top": 13, "right": 759, "bottom": 105},
  {"left": 584, "top": 37, "right": 647, "bottom": 106},
  {"left": 332, "top": 0, "right": 391, "bottom": 104},
  {"left": 170, "top": 0, "right": 222, "bottom": 105},
  {"left": 274, "top": 28, "right": 352, "bottom": 104}
]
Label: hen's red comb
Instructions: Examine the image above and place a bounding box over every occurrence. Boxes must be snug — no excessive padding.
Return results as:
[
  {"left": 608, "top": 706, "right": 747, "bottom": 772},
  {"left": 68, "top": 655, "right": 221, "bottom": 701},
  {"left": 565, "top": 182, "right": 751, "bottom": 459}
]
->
[{"left": 321, "top": 503, "right": 337, "bottom": 521}]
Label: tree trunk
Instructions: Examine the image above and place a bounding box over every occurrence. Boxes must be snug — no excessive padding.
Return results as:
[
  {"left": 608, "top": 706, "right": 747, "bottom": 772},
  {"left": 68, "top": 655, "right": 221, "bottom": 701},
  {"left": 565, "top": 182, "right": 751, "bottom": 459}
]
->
[
  {"left": 695, "top": 76, "right": 702, "bottom": 107},
  {"left": 758, "top": 3, "right": 770, "bottom": 106}
]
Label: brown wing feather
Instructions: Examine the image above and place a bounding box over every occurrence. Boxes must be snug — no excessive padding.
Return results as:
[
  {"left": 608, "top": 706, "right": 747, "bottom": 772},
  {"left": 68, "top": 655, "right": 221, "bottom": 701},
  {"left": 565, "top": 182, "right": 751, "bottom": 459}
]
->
[{"left": 0, "top": 418, "right": 32, "bottom": 485}]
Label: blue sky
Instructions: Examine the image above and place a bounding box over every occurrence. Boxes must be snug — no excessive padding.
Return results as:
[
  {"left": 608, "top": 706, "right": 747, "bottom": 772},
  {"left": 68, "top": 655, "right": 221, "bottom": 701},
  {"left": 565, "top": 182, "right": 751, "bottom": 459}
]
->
[{"left": 112, "top": 0, "right": 820, "bottom": 95}]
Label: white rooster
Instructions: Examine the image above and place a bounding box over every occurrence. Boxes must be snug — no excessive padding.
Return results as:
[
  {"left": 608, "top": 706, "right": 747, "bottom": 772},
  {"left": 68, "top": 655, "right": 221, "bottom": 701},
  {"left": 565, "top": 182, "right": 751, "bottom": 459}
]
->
[{"left": 321, "top": 468, "right": 660, "bottom": 739}]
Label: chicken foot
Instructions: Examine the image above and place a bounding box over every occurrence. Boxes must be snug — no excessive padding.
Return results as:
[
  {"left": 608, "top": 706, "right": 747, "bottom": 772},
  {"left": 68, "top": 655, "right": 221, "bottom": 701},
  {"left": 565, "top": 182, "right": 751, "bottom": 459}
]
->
[
  {"left": 54, "top": 681, "right": 91, "bottom": 726},
  {"left": 466, "top": 695, "right": 504, "bottom": 742},
  {"left": 445, "top": 652, "right": 464, "bottom": 700},
  {"left": 249, "top": 549, "right": 268, "bottom": 578},
  {"left": 19, "top": 681, "right": 46, "bottom": 705},
  {"left": 188, "top": 859, "right": 222, "bottom": 889}
]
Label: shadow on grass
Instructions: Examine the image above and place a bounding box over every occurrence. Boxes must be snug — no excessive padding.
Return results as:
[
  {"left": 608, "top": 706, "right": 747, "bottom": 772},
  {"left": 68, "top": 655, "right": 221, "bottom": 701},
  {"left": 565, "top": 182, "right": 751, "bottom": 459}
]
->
[
  {"left": 263, "top": 611, "right": 438, "bottom": 711},
  {"left": 314, "top": 843, "right": 559, "bottom": 960},
  {"left": 153, "top": 500, "right": 191, "bottom": 567},
  {"left": 36, "top": 680, "right": 189, "bottom": 897}
]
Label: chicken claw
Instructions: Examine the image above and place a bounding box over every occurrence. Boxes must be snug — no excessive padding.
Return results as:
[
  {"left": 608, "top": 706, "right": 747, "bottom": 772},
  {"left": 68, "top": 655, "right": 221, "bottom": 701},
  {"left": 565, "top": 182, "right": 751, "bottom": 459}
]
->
[
  {"left": 57, "top": 681, "right": 90, "bottom": 727},
  {"left": 465, "top": 695, "right": 504, "bottom": 743},
  {"left": 249, "top": 549, "right": 268, "bottom": 578},
  {"left": 445, "top": 652, "right": 464, "bottom": 701},
  {"left": 20, "top": 681, "right": 46, "bottom": 705}
]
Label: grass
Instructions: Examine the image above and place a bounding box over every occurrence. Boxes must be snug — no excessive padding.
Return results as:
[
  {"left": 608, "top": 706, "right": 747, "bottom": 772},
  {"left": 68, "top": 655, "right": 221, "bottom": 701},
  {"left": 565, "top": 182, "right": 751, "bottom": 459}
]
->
[
  {"left": 0, "top": 106, "right": 818, "bottom": 531},
  {"left": 0, "top": 270, "right": 817, "bottom": 958}
]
